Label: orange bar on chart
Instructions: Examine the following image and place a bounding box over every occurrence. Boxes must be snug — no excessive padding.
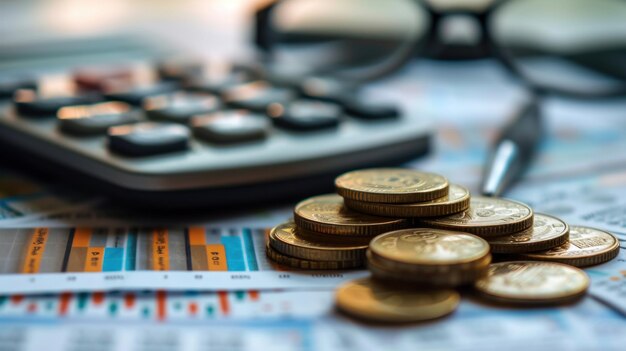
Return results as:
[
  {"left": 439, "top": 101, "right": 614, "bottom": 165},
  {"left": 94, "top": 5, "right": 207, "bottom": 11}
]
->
[
  {"left": 248, "top": 290, "right": 260, "bottom": 301},
  {"left": 152, "top": 229, "right": 170, "bottom": 271},
  {"left": 218, "top": 291, "right": 230, "bottom": 316},
  {"left": 206, "top": 244, "right": 228, "bottom": 271},
  {"left": 156, "top": 290, "right": 167, "bottom": 321},
  {"left": 73, "top": 228, "right": 92, "bottom": 247},
  {"left": 66, "top": 228, "right": 93, "bottom": 272},
  {"left": 188, "top": 227, "right": 206, "bottom": 245},
  {"left": 124, "top": 293, "right": 136, "bottom": 309},
  {"left": 21, "top": 228, "right": 49, "bottom": 274},
  {"left": 59, "top": 293, "right": 72, "bottom": 316},
  {"left": 83, "top": 247, "right": 104, "bottom": 272},
  {"left": 92, "top": 292, "right": 105, "bottom": 305}
]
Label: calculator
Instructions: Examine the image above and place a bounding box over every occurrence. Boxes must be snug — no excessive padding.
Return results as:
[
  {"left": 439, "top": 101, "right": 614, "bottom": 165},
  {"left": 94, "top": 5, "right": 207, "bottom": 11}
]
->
[{"left": 0, "top": 37, "right": 431, "bottom": 208}]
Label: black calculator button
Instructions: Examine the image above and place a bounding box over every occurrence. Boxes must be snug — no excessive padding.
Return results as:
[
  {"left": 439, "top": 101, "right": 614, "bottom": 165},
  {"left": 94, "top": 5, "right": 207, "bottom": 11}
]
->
[
  {"left": 268, "top": 99, "right": 341, "bottom": 131},
  {"left": 299, "top": 77, "right": 355, "bottom": 104},
  {"left": 343, "top": 98, "right": 399, "bottom": 120},
  {"left": 14, "top": 89, "right": 102, "bottom": 117},
  {"left": 74, "top": 67, "right": 133, "bottom": 93},
  {"left": 187, "top": 71, "right": 253, "bottom": 95},
  {"left": 104, "top": 82, "right": 178, "bottom": 106},
  {"left": 222, "top": 81, "right": 295, "bottom": 112},
  {"left": 0, "top": 77, "right": 37, "bottom": 99},
  {"left": 58, "top": 102, "right": 139, "bottom": 136},
  {"left": 156, "top": 60, "right": 206, "bottom": 82},
  {"left": 108, "top": 122, "right": 190, "bottom": 156},
  {"left": 143, "top": 92, "right": 221, "bottom": 124},
  {"left": 192, "top": 110, "right": 269, "bottom": 144}
]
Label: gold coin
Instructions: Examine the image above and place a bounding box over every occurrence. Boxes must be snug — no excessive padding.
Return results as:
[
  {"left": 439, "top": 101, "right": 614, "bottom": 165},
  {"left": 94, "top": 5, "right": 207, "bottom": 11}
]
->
[
  {"left": 474, "top": 261, "right": 589, "bottom": 305},
  {"left": 335, "top": 277, "right": 459, "bottom": 323},
  {"left": 294, "top": 194, "right": 408, "bottom": 236},
  {"left": 420, "top": 196, "right": 533, "bottom": 237},
  {"left": 269, "top": 222, "right": 368, "bottom": 261},
  {"left": 367, "top": 251, "right": 490, "bottom": 287},
  {"left": 344, "top": 184, "right": 470, "bottom": 218},
  {"left": 370, "top": 228, "right": 490, "bottom": 266},
  {"left": 295, "top": 226, "right": 372, "bottom": 246},
  {"left": 519, "top": 225, "right": 620, "bottom": 267},
  {"left": 335, "top": 168, "right": 449, "bottom": 203},
  {"left": 265, "top": 244, "right": 363, "bottom": 270},
  {"left": 487, "top": 213, "right": 570, "bottom": 254}
]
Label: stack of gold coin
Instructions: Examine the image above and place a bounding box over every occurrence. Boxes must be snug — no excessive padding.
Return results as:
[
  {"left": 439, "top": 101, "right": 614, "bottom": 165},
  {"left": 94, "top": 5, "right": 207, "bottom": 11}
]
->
[
  {"left": 337, "top": 168, "right": 471, "bottom": 218},
  {"left": 417, "top": 196, "right": 619, "bottom": 267},
  {"left": 367, "top": 228, "right": 491, "bottom": 287},
  {"left": 262, "top": 167, "right": 620, "bottom": 322},
  {"left": 266, "top": 193, "right": 409, "bottom": 270}
]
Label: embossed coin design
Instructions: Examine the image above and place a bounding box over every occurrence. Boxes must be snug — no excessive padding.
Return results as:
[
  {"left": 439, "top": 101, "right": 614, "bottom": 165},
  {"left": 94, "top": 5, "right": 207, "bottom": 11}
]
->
[
  {"left": 487, "top": 213, "right": 569, "bottom": 254},
  {"left": 294, "top": 194, "right": 408, "bottom": 236},
  {"left": 335, "top": 277, "right": 460, "bottom": 322},
  {"left": 269, "top": 222, "right": 368, "bottom": 261},
  {"left": 420, "top": 196, "right": 533, "bottom": 237},
  {"left": 343, "top": 184, "right": 470, "bottom": 218},
  {"left": 369, "top": 228, "right": 490, "bottom": 270},
  {"left": 475, "top": 261, "right": 589, "bottom": 305},
  {"left": 335, "top": 168, "right": 449, "bottom": 203},
  {"left": 519, "top": 225, "right": 619, "bottom": 267}
]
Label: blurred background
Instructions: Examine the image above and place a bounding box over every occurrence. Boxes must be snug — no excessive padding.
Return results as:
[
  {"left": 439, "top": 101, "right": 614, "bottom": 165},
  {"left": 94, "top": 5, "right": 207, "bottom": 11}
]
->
[{"left": 2, "top": 0, "right": 626, "bottom": 93}]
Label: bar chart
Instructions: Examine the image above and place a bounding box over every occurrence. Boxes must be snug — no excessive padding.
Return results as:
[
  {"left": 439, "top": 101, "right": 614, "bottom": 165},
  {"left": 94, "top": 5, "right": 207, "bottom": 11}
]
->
[
  {"left": 0, "top": 227, "right": 367, "bottom": 293},
  {"left": 0, "top": 290, "right": 333, "bottom": 322},
  {"left": 1, "top": 227, "right": 267, "bottom": 274}
]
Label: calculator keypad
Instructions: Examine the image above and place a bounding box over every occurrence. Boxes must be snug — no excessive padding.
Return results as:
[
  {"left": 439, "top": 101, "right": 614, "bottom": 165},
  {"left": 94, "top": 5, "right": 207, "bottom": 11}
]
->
[
  {"left": 268, "top": 99, "right": 341, "bottom": 131},
  {"left": 222, "top": 81, "right": 296, "bottom": 112},
  {"left": 343, "top": 97, "right": 399, "bottom": 120},
  {"left": 13, "top": 89, "right": 103, "bottom": 117},
  {"left": 108, "top": 122, "right": 190, "bottom": 156},
  {"left": 58, "top": 102, "right": 140, "bottom": 136},
  {"left": 0, "top": 77, "right": 38, "bottom": 99},
  {"left": 192, "top": 110, "right": 269, "bottom": 144},
  {"left": 143, "top": 92, "right": 221, "bottom": 124},
  {"left": 3, "top": 60, "right": 408, "bottom": 158},
  {"left": 104, "top": 82, "right": 179, "bottom": 106}
]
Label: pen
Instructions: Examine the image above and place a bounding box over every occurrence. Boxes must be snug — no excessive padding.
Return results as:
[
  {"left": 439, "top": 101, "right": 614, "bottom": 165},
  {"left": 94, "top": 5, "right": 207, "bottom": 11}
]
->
[{"left": 481, "top": 99, "right": 543, "bottom": 197}]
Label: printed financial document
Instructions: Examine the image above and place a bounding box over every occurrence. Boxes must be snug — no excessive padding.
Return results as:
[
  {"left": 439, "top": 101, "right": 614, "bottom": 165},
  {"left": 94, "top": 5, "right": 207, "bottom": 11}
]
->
[{"left": 0, "top": 60, "right": 624, "bottom": 350}]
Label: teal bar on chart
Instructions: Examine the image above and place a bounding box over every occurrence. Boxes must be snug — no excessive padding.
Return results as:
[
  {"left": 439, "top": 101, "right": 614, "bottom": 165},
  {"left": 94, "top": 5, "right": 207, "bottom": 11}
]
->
[
  {"left": 125, "top": 231, "right": 137, "bottom": 271},
  {"left": 221, "top": 236, "right": 246, "bottom": 271},
  {"left": 242, "top": 229, "right": 259, "bottom": 271},
  {"left": 103, "top": 248, "right": 124, "bottom": 272}
]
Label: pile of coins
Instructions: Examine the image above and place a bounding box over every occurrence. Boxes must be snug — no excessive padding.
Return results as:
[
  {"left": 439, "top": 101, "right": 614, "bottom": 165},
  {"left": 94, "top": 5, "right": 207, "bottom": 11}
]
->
[{"left": 266, "top": 168, "right": 620, "bottom": 323}]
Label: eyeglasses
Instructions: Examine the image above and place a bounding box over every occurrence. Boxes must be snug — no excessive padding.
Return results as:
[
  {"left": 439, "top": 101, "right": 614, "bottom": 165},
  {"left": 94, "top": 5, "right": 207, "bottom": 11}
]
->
[
  {"left": 254, "top": 0, "right": 626, "bottom": 98},
  {"left": 253, "top": 0, "right": 626, "bottom": 196}
]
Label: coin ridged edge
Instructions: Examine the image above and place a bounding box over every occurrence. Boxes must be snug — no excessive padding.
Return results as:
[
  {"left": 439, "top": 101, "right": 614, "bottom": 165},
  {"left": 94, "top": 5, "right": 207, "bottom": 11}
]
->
[
  {"left": 269, "top": 227, "right": 367, "bottom": 261},
  {"left": 294, "top": 210, "right": 408, "bottom": 236},
  {"left": 335, "top": 279, "right": 460, "bottom": 322},
  {"left": 336, "top": 183, "right": 449, "bottom": 204},
  {"left": 518, "top": 239, "right": 620, "bottom": 267},
  {"left": 294, "top": 227, "right": 373, "bottom": 246},
  {"left": 344, "top": 194, "right": 470, "bottom": 218},
  {"left": 367, "top": 252, "right": 490, "bottom": 287},
  {"left": 476, "top": 288, "right": 587, "bottom": 306},
  {"left": 265, "top": 245, "right": 364, "bottom": 270},
  {"left": 488, "top": 225, "right": 570, "bottom": 254},
  {"left": 368, "top": 248, "right": 492, "bottom": 274},
  {"left": 421, "top": 214, "right": 534, "bottom": 237}
]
